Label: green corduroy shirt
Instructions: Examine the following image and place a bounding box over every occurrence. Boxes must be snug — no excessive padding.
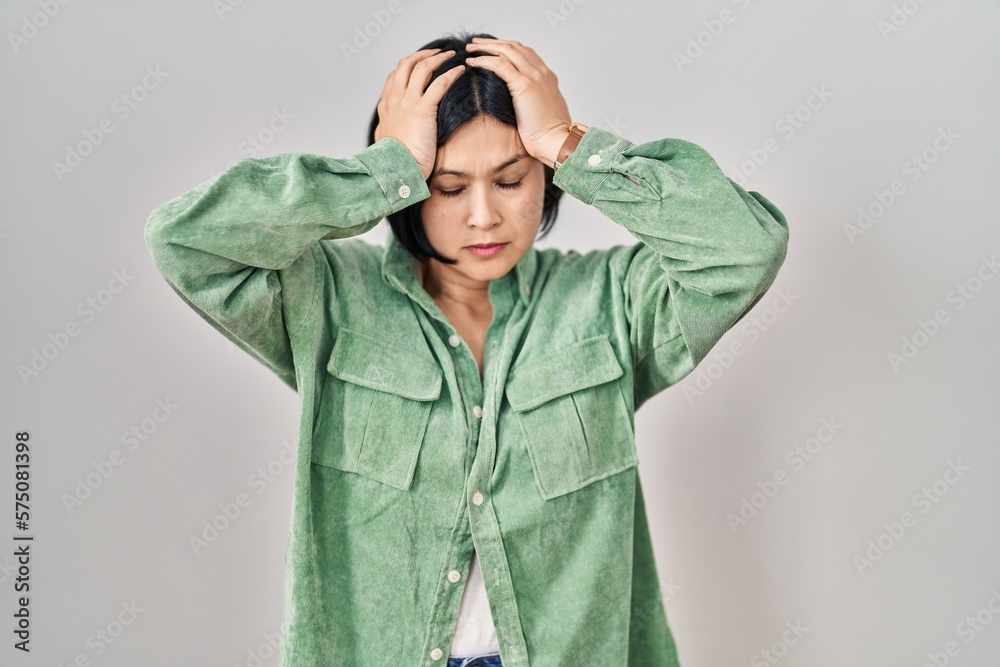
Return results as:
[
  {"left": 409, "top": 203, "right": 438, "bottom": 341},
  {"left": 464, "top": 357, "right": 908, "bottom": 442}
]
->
[{"left": 144, "top": 125, "right": 789, "bottom": 666}]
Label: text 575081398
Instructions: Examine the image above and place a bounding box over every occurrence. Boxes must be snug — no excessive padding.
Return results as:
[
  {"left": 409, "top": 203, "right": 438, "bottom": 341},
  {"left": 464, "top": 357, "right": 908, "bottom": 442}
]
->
[{"left": 13, "top": 430, "right": 32, "bottom": 653}]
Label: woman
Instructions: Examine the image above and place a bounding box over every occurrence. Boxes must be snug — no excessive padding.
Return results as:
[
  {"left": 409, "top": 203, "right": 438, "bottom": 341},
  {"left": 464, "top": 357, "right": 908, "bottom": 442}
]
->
[{"left": 145, "top": 32, "right": 789, "bottom": 667}]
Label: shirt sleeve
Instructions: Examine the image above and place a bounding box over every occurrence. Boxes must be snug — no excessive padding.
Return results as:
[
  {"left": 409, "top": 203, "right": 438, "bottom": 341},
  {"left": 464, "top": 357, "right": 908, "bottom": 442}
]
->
[
  {"left": 143, "top": 137, "right": 431, "bottom": 392},
  {"left": 551, "top": 126, "right": 790, "bottom": 409}
]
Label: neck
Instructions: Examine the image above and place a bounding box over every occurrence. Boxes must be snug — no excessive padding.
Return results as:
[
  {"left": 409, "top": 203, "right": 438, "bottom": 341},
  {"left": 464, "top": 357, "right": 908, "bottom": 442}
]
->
[{"left": 420, "top": 260, "right": 492, "bottom": 318}]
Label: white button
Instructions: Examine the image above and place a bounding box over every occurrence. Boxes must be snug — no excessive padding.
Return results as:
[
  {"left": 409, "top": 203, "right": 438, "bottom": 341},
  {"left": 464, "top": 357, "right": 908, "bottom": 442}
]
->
[
  {"left": 473, "top": 405, "right": 482, "bottom": 419},
  {"left": 587, "top": 154, "right": 602, "bottom": 166},
  {"left": 448, "top": 334, "right": 461, "bottom": 348},
  {"left": 398, "top": 183, "right": 411, "bottom": 198},
  {"left": 430, "top": 647, "right": 443, "bottom": 660},
  {"left": 472, "top": 491, "right": 484, "bottom": 506},
  {"left": 448, "top": 569, "right": 462, "bottom": 583}
]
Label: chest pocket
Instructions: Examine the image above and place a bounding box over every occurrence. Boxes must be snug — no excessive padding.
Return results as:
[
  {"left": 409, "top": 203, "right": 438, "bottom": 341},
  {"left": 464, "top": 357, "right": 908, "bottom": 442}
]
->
[
  {"left": 504, "top": 334, "right": 637, "bottom": 500},
  {"left": 312, "top": 327, "right": 442, "bottom": 490}
]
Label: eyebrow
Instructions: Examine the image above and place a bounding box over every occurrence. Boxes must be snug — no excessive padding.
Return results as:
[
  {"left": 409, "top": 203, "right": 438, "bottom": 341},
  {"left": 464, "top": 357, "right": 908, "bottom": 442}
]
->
[{"left": 431, "top": 153, "right": 529, "bottom": 179}]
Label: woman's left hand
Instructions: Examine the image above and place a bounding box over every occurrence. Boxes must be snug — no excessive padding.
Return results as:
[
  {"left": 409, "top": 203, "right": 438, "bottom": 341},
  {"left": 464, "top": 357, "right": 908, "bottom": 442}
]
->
[{"left": 465, "top": 37, "right": 573, "bottom": 168}]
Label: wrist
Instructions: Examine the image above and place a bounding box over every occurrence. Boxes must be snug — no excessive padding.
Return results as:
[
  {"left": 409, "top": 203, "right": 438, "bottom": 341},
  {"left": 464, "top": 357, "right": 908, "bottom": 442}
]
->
[
  {"left": 550, "top": 122, "right": 589, "bottom": 172},
  {"left": 532, "top": 125, "right": 569, "bottom": 167},
  {"left": 540, "top": 128, "right": 571, "bottom": 169}
]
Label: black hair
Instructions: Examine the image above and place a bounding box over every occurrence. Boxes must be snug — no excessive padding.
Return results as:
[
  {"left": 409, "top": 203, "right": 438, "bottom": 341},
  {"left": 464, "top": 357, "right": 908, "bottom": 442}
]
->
[{"left": 365, "top": 31, "right": 563, "bottom": 265}]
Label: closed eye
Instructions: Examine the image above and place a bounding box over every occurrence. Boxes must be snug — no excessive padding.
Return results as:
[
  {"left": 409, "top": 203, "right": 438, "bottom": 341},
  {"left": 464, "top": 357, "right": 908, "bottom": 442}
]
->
[{"left": 439, "top": 181, "right": 523, "bottom": 198}]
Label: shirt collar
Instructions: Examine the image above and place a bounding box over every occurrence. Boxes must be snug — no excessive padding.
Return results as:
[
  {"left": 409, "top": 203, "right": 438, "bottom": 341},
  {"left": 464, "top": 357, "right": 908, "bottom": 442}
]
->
[{"left": 381, "top": 232, "right": 537, "bottom": 306}]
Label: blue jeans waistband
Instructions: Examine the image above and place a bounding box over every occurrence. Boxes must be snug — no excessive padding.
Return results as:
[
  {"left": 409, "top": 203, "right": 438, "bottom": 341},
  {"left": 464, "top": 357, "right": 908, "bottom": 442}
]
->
[{"left": 446, "top": 651, "right": 502, "bottom": 667}]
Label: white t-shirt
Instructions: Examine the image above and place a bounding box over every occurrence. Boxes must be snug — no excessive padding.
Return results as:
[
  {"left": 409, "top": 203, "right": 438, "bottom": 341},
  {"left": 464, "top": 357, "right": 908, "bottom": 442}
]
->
[{"left": 448, "top": 547, "right": 500, "bottom": 658}]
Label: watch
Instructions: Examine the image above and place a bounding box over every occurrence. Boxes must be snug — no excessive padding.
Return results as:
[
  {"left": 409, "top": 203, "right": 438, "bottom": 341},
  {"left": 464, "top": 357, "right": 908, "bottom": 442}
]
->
[{"left": 553, "top": 122, "right": 589, "bottom": 172}]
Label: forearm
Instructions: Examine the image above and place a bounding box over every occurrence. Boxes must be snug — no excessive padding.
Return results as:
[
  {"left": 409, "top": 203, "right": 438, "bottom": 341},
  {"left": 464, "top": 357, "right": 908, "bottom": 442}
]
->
[
  {"left": 553, "top": 125, "right": 789, "bottom": 384},
  {"left": 552, "top": 126, "right": 788, "bottom": 294},
  {"left": 144, "top": 137, "right": 430, "bottom": 276}
]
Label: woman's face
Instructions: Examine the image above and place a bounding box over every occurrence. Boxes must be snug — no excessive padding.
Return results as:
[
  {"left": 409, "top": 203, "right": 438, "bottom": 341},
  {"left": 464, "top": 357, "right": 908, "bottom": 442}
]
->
[{"left": 420, "top": 115, "right": 546, "bottom": 287}]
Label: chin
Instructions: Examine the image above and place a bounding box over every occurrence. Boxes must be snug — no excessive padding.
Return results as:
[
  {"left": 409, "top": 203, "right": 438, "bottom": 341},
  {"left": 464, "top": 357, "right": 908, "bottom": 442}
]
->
[
  {"left": 465, "top": 264, "right": 512, "bottom": 283},
  {"left": 459, "top": 255, "right": 518, "bottom": 282}
]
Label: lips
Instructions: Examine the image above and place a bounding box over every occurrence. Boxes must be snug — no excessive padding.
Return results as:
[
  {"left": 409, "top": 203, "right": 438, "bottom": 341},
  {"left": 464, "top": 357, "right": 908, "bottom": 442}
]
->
[{"left": 465, "top": 242, "right": 508, "bottom": 257}]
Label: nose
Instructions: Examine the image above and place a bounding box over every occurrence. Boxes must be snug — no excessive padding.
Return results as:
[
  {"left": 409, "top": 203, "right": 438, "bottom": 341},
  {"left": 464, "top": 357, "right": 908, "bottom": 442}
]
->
[{"left": 467, "top": 185, "right": 502, "bottom": 229}]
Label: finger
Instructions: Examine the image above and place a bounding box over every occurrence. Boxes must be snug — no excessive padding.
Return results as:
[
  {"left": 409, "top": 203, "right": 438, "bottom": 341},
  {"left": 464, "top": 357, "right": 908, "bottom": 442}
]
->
[
  {"left": 465, "top": 52, "right": 523, "bottom": 84},
  {"left": 386, "top": 47, "right": 445, "bottom": 95},
  {"left": 422, "top": 64, "right": 467, "bottom": 104},
  {"left": 466, "top": 39, "right": 539, "bottom": 73},
  {"left": 379, "top": 49, "right": 454, "bottom": 126},
  {"left": 404, "top": 49, "right": 457, "bottom": 95}
]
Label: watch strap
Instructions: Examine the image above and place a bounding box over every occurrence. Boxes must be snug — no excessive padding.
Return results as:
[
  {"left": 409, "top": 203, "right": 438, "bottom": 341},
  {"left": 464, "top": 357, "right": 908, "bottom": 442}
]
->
[{"left": 553, "top": 122, "right": 588, "bottom": 172}]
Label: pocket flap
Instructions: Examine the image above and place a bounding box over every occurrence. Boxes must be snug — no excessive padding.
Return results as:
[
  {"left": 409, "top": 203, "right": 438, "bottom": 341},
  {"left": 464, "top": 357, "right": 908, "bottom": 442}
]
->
[
  {"left": 505, "top": 334, "right": 623, "bottom": 412},
  {"left": 327, "top": 327, "right": 442, "bottom": 401}
]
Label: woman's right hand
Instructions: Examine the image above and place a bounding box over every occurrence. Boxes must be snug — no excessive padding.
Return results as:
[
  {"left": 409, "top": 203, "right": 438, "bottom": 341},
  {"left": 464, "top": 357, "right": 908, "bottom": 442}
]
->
[{"left": 373, "top": 48, "right": 466, "bottom": 181}]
